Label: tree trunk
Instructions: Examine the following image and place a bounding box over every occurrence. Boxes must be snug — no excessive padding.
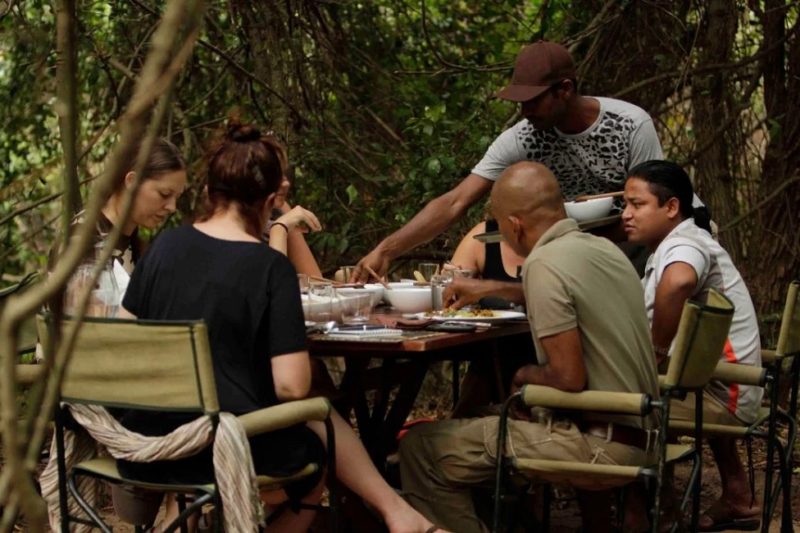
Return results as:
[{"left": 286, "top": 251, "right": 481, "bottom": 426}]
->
[
  {"left": 55, "top": 0, "right": 82, "bottom": 235},
  {"left": 690, "top": 0, "right": 740, "bottom": 253},
  {"left": 740, "top": 0, "right": 800, "bottom": 312}
]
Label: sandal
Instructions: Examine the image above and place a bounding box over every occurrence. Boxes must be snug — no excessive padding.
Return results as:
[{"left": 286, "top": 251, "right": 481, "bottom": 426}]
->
[{"left": 697, "top": 501, "right": 760, "bottom": 532}]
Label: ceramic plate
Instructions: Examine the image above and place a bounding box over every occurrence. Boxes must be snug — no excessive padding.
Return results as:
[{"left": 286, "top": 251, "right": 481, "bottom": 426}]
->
[{"left": 413, "top": 310, "right": 526, "bottom": 322}]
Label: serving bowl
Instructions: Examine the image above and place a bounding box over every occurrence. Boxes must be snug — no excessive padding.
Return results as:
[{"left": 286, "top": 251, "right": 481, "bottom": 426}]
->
[
  {"left": 564, "top": 197, "right": 614, "bottom": 222},
  {"left": 383, "top": 286, "right": 432, "bottom": 313}
]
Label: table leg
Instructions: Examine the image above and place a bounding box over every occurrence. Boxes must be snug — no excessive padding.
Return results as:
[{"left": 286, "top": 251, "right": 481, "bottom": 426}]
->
[
  {"left": 334, "top": 356, "right": 430, "bottom": 470},
  {"left": 335, "top": 356, "right": 374, "bottom": 446},
  {"left": 452, "top": 359, "right": 461, "bottom": 407},
  {"left": 370, "top": 359, "right": 397, "bottom": 429},
  {"left": 380, "top": 360, "right": 429, "bottom": 463}
]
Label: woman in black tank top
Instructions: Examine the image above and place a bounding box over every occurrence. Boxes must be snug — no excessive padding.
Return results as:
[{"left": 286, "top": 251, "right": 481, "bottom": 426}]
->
[
  {"left": 448, "top": 219, "right": 534, "bottom": 417},
  {"left": 482, "top": 219, "right": 521, "bottom": 282}
]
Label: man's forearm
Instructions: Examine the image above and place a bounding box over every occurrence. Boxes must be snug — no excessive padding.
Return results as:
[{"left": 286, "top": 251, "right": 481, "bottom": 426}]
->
[
  {"left": 445, "top": 279, "right": 525, "bottom": 309},
  {"left": 481, "top": 281, "right": 525, "bottom": 303},
  {"left": 512, "top": 363, "right": 584, "bottom": 393},
  {"left": 376, "top": 194, "right": 466, "bottom": 260},
  {"left": 376, "top": 173, "right": 493, "bottom": 260}
]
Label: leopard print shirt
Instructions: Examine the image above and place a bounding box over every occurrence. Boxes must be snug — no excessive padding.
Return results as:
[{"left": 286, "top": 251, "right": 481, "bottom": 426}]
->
[{"left": 472, "top": 97, "right": 663, "bottom": 200}]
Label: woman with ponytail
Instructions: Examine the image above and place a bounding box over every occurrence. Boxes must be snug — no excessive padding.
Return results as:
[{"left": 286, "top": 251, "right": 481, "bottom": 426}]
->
[{"left": 118, "top": 121, "right": 440, "bottom": 533}]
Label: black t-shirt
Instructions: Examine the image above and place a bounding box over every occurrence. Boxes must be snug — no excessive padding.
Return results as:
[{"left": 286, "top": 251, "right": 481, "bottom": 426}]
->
[{"left": 122, "top": 225, "right": 307, "bottom": 415}]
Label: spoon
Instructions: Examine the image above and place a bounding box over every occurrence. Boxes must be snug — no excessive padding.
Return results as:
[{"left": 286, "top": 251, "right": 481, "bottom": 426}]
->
[{"left": 307, "top": 320, "right": 337, "bottom": 335}]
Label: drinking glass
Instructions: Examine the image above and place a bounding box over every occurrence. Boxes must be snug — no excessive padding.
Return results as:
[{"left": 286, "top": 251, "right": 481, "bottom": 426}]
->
[
  {"left": 65, "top": 263, "right": 120, "bottom": 318},
  {"left": 307, "top": 281, "right": 334, "bottom": 323},
  {"left": 339, "top": 292, "right": 372, "bottom": 324},
  {"left": 430, "top": 273, "right": 452, "bottom": 311},
  {"left": 298, "top": 273, "right": 310, "bottom": 294},
  {"left": 417, "top": 262, "right": 440, "bottom": 282}
]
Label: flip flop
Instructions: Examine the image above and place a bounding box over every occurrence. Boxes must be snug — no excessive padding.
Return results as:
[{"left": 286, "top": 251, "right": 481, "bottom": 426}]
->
[{"left": 697, "top": 501, "right": 760, "bottom": 532}]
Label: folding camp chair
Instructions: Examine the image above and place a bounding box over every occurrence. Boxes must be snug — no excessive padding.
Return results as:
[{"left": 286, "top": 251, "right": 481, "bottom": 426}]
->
[
  {"left": 0, "top": 273, "right": 43, "bottom": 383},
  {"left": 668, "top": 280, "right": 798, "bottom": 533},
  {"left": 39, "top": 315, "right": 338, "bottom": 532},
  {"left": 493, "top": 288, "right": 735, "bottom": 533}
]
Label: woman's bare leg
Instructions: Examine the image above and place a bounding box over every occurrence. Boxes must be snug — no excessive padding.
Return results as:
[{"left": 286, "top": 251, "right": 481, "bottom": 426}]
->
[
  {"left": 264, "top": 479, "right": 324, "bottom": 533},
  {"left": 308, "top": 410, "right": 443, "bottom": 533}
]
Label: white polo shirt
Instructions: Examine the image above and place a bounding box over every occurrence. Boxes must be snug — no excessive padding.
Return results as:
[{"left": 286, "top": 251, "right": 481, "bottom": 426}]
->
[{"left": 642, "top": 219, "right": 762, "bottom": 423}]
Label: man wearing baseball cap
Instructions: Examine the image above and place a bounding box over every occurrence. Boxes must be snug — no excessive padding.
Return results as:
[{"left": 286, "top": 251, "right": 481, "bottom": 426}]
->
[{"left": 353, "top": 40, "right": 664, "bottom": 282}]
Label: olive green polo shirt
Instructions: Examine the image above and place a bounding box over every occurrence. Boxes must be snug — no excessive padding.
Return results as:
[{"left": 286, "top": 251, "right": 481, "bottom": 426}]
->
[{"left": 522, "top": 218, "right": 659, "bottom": 429}]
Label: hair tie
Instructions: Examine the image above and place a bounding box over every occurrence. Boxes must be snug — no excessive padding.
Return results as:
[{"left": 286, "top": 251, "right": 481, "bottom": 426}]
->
[{"left": 228, "top": 124, "right": 261, "bottom": 143}]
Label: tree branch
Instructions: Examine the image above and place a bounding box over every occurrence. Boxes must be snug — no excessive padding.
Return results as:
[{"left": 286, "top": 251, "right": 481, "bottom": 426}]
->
[
  {"left": 55, "top": 0, "right": 81, "bottom": 236},
  {"left": 419, "top": 0, "right": 512, "bottom": 73},
  {"left": 719, "top": 173, "right": 800, "bottom": 233},
  {"left": 0, "top": 1, "right": 205, "bottom": 530},
  {"left": 613, "top": 22, "right": 799, "bottom": 101}
]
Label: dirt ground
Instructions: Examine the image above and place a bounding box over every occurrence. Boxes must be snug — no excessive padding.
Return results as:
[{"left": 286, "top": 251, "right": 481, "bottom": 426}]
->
[{"left": 7, "top": 363, "right": 800, "bottom": 531}]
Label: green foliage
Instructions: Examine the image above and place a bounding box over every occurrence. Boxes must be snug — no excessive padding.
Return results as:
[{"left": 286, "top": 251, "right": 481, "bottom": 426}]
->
[
  {"left": 0, "top": 0, "right": 560, "bottom": 279},
  {"left": 3, "top": 0, "right": 798, "bottom": 315}
]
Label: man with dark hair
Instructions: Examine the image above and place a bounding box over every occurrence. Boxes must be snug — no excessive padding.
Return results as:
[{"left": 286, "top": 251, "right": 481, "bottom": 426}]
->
[
  {"left": 623, "top": 160, "right": 762, "bottom": 531},
  {"left": 399, "top": 161, "right": 659, "bottom": 533},
  {"left": 353, "top": 40, "right": 664, "bottom": 282}
]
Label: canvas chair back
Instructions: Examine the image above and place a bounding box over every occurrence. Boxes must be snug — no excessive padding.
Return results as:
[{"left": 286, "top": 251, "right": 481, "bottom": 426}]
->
[
  {"left": 776, "top": 281, "right": 800, "bottom": 358},
  {"left": 663, "top": 288, "right": 734, "bottom": 390},
  {"left": 2, "top": 273, "right": 39, "bottom": 354},
  {"left": 37, "top": 315, "right": 219, "bottom": 414}
]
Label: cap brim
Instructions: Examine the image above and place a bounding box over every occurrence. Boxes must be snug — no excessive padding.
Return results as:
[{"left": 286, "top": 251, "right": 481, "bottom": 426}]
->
[{"left": 495, "top": 84, "right": 550, "bottom": 102}]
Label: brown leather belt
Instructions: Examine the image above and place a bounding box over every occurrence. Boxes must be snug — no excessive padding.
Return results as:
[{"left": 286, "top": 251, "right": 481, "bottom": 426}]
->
[{"left": 581, "top": 422, "right": 649, "bottom": 450}]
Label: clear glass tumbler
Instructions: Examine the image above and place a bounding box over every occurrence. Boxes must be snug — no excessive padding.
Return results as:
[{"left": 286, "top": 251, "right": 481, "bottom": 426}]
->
[
  {"left": 430, "top": 273, "right": 452, "bottom": 311},
  {"left": 339, "top": 292, "right": 372, "bottom": 324},
  {"left": 307, "top": 281, "right": 334, "bottom": 323},
  {"left": 65, "top": 260, "right": 120, "bottom": 318},
  {"left": 417, "top": 262, "right": 440, "bottom": 282}
]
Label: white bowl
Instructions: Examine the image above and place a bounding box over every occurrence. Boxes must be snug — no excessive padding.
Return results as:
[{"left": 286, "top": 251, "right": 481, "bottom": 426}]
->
[
  {"left": 564, "top": 197, "right": 614, "bottom": 222},
  {"left": 336, "top": 285, "right": 384, "bottom": 308},
  {"left": 383, "top": 286, "right": 432, "bottom": 313}
]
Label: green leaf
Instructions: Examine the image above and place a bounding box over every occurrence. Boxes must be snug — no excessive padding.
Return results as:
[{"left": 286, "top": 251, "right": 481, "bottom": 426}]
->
[
  {"left": 336, "top": 236, "right": 350, "bottom": 255},
  {"left": 346, "top": 184, "right": 359, "bottom": 205},
  {"left": 426, "top": 157, "right": 442, "bottom": 175}
]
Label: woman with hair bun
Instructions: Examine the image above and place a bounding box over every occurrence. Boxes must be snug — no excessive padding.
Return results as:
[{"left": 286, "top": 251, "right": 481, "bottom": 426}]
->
[{"left": 118, "top": 122, "right": 440, "bottom": 533}]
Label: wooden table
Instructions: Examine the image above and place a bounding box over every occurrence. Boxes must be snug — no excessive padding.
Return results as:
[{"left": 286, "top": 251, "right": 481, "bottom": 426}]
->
[{"left": 308, "top": 318, "right": 531, "bottom": 469}]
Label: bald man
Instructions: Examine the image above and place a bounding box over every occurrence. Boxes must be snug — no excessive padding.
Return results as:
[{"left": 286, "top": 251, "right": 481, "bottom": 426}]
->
[{"left": 398, "top": 162, "right": 660, "bottom": 532}]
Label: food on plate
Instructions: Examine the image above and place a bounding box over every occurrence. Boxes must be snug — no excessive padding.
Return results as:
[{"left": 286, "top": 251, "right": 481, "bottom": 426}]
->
[{"left": 425, "top": 308, "right": 496, "bottom": 318}]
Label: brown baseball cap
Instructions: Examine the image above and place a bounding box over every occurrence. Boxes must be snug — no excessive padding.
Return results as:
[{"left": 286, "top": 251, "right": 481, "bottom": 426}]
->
[{"left": 496, "top": 41, "right": 576, "bottom": 102}]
